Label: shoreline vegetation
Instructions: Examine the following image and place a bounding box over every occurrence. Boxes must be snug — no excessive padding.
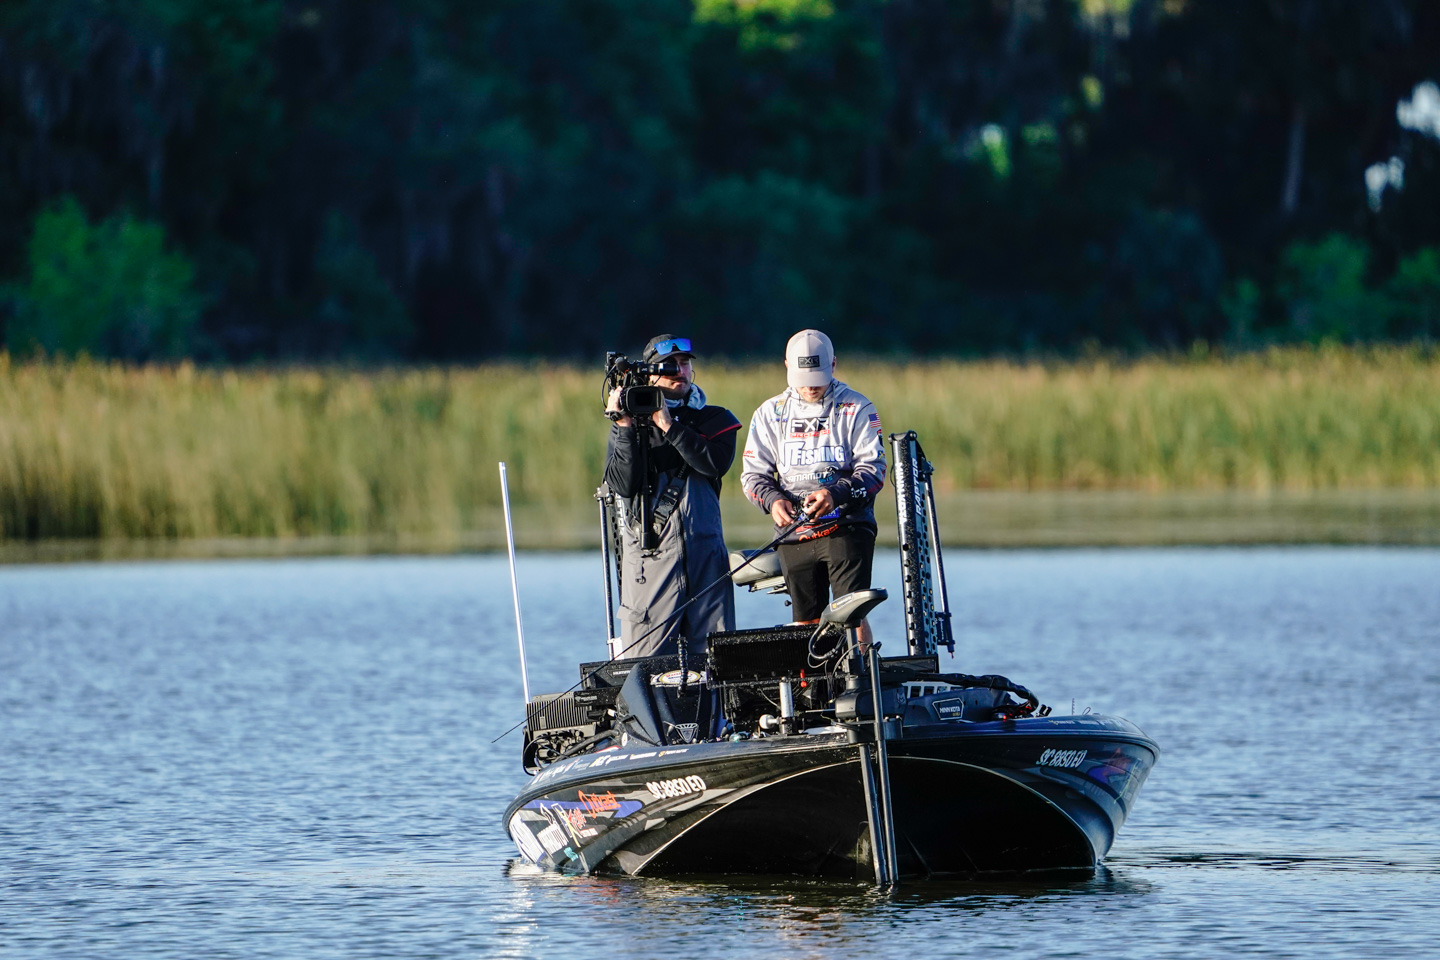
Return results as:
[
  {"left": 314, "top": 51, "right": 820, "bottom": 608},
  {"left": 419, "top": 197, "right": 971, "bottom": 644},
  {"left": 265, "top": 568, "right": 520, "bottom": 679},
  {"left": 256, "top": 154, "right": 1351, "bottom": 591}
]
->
[{"left": 3, "top": 346, "right": 1439, "bottom": 544}]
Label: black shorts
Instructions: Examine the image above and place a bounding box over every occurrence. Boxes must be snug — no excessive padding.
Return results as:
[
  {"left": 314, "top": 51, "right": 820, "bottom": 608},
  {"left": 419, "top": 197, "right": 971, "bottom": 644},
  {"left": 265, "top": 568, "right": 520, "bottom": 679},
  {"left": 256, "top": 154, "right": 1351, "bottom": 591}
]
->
[{"left": 776, "top": 525, "right": 877, "bottom": 622}]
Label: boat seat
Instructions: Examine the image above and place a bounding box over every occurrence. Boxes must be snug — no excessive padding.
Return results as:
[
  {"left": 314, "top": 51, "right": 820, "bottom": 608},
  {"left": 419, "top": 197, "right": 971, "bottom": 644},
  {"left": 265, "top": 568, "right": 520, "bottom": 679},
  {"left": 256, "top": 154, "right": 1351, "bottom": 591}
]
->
[{"left": 729, "top": 549, "right": 788, "bottom": 593}]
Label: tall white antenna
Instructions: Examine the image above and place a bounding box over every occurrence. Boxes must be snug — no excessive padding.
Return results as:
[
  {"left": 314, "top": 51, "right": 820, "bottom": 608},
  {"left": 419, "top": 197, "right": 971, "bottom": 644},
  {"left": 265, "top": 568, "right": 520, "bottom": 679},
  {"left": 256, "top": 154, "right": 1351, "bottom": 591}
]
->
[{"left": 498, "top": 462, "right": 531, "bottom": 704}]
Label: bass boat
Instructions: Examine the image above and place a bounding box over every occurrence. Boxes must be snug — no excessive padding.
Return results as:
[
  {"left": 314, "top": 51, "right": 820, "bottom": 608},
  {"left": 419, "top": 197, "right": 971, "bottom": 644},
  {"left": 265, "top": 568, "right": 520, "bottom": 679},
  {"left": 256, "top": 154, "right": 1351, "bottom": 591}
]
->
[{"left": 503, "top": 433, "right": 1158, "bottom": 885}]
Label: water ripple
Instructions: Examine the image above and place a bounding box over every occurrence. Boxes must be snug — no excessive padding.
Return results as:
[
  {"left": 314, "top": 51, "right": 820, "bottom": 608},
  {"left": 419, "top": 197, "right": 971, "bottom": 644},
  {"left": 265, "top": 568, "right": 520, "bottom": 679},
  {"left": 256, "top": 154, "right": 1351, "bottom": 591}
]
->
[{"left": 3, "top": 548, "right": 1439, "bottom": 959}]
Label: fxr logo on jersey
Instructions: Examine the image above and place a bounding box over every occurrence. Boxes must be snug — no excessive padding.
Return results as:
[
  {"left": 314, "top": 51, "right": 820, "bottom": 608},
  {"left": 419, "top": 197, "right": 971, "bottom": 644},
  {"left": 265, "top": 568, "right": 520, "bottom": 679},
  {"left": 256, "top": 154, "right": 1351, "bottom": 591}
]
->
[{"left": 790, "top": 417, "right": 829, "bottom": 439}]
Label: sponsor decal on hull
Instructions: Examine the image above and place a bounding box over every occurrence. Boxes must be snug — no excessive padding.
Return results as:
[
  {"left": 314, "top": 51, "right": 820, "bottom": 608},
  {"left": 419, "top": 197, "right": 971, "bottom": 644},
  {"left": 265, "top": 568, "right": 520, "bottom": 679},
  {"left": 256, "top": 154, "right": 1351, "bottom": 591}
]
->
[
  {"left": 1085, "top": 747, "right": 1147, "bottom": 805},
  {"left": 537, "top": 823, "right": 568, "bottom": 854},
  {"left": 509, "top": 789, "right": 649, "bottom": 865},
  {"left": 509, "top": 813, "right": 546, "bottom": 864},
  {"left": 578, "top": 790, "right": 621, "bottom": 815},
  {"left": 511, "top": 769, "right": 718, "bottom": 866},
  {"left": 525, "top": 795, "right": 645, "bottom": 820}
]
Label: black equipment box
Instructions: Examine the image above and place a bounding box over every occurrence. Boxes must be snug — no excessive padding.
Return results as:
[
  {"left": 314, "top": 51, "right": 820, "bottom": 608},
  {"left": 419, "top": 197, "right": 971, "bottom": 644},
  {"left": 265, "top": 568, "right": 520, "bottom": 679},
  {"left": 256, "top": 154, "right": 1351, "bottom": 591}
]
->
[
  {"left": 708, "top": 625, "right": 817, "bottom": 683},
  {"left": 527, "top": 687, "right": 621, "bottom": 731},
  {"left": 579, "top": 655, "right": 681, "bottom": 690},
  {"left": 526, "top": 692, "right": 592, "bottom": 732},
  {"left": 572, "top": 686, "right": 620, "bottom": 712},
  {"left": 879, "top": 654, "right": 940, "bottom": 682}
]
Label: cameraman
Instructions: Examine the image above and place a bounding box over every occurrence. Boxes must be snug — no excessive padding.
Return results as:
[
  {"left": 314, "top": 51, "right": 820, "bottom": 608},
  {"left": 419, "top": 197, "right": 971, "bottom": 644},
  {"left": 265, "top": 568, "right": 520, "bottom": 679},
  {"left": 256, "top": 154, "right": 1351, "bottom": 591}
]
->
[{"left": 604, "top": 334, "right": 741, "bottom": 660}]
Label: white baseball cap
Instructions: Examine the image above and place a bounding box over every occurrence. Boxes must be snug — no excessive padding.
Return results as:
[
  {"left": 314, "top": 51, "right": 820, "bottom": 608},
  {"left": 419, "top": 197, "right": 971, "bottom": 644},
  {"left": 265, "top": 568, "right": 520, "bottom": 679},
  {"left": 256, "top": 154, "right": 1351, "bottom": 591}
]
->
[{"left": 785, "top": 329, "right": 834, "bottom": 389}]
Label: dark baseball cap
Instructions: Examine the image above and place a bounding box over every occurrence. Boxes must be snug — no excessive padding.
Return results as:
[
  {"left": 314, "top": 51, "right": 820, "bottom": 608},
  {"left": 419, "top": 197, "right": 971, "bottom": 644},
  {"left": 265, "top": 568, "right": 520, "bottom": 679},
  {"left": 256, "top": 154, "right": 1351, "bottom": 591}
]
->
[{"left": 642, "top": 334, "right": 695, "bottom": 362}]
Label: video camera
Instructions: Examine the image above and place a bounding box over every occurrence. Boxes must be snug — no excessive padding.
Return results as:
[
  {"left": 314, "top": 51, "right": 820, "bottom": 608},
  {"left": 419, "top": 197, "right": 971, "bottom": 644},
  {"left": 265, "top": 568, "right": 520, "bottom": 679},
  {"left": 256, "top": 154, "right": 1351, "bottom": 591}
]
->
[{"left": 604, "top": 352, "right": 680, "bottom": 421}]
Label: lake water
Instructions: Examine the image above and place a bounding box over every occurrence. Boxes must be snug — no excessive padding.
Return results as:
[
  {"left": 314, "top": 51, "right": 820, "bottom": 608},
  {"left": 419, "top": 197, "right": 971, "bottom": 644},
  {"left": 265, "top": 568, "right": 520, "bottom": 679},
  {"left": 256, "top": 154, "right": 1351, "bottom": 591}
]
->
[
  {"left": 2, "top": 548, "right": 1437, "bottom": 959},
  {"left": 6, "top": 488, "right": 1440, "bottom": 564}
]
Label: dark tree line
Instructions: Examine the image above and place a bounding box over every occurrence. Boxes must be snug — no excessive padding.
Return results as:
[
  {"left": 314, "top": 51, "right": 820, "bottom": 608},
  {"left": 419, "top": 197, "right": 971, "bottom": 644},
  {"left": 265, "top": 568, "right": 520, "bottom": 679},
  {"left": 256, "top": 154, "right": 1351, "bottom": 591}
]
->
[{"left": 2, "top": 0, "right": 1438, "bottom": 362}]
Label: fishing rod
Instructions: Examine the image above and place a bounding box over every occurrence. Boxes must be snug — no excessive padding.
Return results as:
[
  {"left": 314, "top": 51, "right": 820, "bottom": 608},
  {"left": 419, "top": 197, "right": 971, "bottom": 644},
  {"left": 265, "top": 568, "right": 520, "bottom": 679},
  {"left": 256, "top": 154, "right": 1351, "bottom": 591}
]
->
[{"left": 490, "top": 508, "right": 811, "bottom": 744}]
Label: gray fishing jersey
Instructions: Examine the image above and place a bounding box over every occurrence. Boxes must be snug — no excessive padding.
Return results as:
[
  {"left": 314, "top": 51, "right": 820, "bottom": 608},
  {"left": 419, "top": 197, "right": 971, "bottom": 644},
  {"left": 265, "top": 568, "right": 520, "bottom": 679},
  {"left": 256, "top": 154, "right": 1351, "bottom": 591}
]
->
[{"left": 740, "top": 380, "right": 887, "bottom": 541}]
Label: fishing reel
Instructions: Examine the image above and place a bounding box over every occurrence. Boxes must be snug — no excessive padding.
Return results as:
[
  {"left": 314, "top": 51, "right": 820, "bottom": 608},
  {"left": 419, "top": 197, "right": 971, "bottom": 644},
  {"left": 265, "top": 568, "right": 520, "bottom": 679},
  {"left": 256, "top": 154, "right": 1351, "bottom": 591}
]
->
[{"left": 603, "top": 352, "right": 680, "bottom": 421}]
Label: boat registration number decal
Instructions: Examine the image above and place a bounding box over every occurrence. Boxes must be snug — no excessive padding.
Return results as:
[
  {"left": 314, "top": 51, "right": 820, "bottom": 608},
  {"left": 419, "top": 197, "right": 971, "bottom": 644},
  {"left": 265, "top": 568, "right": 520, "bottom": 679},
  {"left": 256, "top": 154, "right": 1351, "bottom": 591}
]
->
[
  {"left": 646, "top": 775, "right": 707, "bottom": 799},
  {"left": 1039, "top": 748, "right": 1087, "bottom": 769}
]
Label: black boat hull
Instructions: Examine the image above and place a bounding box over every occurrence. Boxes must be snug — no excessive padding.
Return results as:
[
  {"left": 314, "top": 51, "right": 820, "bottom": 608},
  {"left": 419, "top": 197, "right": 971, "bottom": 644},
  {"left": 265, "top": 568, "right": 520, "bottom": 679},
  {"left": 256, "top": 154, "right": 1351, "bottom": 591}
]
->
[{"left": 504, "top": 715, "right": 1157, "bottom": 880}]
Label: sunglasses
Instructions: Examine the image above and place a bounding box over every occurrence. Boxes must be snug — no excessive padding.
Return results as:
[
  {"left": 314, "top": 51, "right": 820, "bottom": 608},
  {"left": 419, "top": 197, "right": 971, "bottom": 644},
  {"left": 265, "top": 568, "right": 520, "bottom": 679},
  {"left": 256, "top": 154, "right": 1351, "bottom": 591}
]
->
[{"left": 651, "top": 337, "right": 692, "bottom": 357}]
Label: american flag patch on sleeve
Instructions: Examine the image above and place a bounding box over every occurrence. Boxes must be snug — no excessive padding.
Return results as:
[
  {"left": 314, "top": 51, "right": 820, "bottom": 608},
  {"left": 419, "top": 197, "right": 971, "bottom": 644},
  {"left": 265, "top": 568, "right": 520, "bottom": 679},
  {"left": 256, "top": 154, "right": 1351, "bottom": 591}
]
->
[{"left": 868, "top": 412, "right": 882, "bottom": 434}]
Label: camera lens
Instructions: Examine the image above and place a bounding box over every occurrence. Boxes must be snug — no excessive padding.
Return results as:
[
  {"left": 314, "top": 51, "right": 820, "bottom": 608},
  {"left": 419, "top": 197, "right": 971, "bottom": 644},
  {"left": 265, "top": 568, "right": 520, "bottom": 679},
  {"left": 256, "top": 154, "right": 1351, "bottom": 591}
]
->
[{"left": 624, "top": 386, "right": 665, "bottom": 416}]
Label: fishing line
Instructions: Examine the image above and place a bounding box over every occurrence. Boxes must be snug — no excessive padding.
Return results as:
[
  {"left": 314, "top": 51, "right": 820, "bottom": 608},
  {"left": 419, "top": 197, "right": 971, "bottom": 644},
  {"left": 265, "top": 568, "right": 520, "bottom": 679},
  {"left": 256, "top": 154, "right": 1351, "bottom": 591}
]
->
[{"left": 489, "top": 509, "right": 811, "bottom": 744}]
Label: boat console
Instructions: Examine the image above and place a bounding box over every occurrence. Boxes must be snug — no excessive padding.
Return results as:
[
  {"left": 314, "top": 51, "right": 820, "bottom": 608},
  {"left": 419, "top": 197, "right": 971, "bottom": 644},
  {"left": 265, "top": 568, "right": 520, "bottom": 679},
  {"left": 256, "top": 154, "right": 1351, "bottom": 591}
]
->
[{"left": 522, "top": 583, "right": 1042, "bottom": 774}]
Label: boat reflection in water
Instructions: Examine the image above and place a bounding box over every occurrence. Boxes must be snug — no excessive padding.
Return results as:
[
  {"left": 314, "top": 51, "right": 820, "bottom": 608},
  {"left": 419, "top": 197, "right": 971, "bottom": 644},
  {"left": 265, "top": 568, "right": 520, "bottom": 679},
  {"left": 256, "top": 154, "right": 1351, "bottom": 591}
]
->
[{"left": 504, "top": 433, "right": 1159, "bottom": 885}]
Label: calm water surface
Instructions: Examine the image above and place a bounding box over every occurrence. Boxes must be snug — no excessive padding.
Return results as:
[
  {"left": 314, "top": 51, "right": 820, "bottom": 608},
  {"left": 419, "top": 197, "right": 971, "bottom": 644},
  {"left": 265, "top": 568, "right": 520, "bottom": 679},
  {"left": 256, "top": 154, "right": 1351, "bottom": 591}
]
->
[{"left": 2, "top": 548, "right": 1437, "bottom": 959}]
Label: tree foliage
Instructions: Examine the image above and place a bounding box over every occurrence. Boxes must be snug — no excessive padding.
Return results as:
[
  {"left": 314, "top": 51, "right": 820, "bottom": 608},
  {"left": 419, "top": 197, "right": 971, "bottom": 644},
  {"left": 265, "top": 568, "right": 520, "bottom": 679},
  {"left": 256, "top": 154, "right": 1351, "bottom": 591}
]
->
[
  {"left": 1, "top": 0, "right": 1438, "bottom": 360},
  {"left": 5, "top": 197, "right": 203, "bottom": 359}
]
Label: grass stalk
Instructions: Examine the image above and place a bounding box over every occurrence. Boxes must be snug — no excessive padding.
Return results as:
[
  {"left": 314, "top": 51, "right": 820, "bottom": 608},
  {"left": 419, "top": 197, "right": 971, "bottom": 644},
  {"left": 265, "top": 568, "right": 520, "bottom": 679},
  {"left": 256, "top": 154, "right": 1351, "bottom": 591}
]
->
[{"left": 2, "top": 347, "right": 1438, "bottom": 540}]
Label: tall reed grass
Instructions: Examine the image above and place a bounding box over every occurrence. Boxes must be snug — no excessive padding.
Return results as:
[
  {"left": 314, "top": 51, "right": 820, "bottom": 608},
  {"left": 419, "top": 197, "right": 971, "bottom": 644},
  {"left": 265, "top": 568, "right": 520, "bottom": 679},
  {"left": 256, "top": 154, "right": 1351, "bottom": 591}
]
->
[{"left": 2, "top": 347, "right": 1438, "bottom": 540}]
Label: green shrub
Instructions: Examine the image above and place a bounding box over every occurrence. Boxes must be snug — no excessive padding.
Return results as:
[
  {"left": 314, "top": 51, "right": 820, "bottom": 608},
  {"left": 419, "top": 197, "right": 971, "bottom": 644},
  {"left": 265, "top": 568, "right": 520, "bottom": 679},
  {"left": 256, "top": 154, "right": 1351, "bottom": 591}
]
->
[
  {"left": 1221, "top": 277, "right": 1262, "bottom": 346},
  {"left": 677, "top": 172, "right": 852, "bottom": 347},
  {"left": 5, "top": 197, "right": 204, "bottom": 360},
  {"left": 312, "top": 212, "right": 413, "bottom": 358},
  {"left": 1384, "top": 247, "right": 1440, "bottom": 340},
  {"left": 1274, "top": 233, "right": 1383, "bottom": 342}
]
